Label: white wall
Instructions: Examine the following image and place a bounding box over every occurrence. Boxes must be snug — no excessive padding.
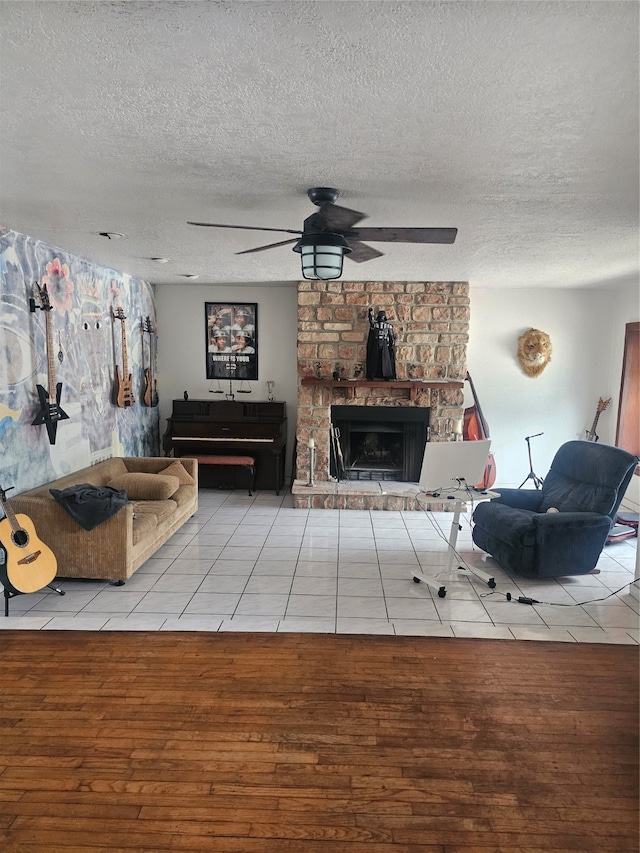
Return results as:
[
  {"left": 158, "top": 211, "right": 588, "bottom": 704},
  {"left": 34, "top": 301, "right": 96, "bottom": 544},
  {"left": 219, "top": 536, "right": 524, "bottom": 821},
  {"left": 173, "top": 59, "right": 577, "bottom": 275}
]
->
[
  {"left": 156, "top": 282, "right": 299, "bottom": 474},
  {"left": 467, "top": 282, "right": 639, "bottom": 508}
]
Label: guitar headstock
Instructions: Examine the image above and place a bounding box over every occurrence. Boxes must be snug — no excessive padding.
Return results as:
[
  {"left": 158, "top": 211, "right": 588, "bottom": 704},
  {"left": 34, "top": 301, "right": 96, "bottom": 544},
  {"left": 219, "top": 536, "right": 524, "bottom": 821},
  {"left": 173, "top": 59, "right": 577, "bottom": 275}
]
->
[
  {"left": 112, "top": 306, "right": 127, "bottom": 323},
  {"left": 31, "top": 282, "right": 52, "bottom": 312},
  {"left": 597, "top": 397, "right": 612, "bottom": 413},
  {"left": 143, "top": 315, "right": 155, "bottom": 334},
  {"left": 0, "top": 484, "right": 13, "bottom": 503}
]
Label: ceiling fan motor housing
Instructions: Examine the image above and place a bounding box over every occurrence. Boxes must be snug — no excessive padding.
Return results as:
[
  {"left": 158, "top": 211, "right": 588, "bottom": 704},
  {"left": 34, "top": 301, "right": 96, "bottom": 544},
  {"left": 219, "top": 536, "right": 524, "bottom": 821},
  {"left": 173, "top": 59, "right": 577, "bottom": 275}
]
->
[{"left": 307, "top": 187, "right": 340, "bottom": 206}]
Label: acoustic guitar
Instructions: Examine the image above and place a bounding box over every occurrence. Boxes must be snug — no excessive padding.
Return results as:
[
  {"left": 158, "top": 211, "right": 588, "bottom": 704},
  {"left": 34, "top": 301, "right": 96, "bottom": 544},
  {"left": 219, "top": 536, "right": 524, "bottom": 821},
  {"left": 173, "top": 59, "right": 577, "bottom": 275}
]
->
[
  {"left": 112, "top": 307, "right": 135, "bottom": 408},
  {"left": 142, "top": 316, "right": 159, "bottom": 407},
  {"left": 0, "top": 485, "right": 57, "bottom": 595},
  {"left": 585, "top": 397, "right": 611, "bottom": 442},
  {"left": 29, "top": 282, "right": 69, "bottom": 444}
]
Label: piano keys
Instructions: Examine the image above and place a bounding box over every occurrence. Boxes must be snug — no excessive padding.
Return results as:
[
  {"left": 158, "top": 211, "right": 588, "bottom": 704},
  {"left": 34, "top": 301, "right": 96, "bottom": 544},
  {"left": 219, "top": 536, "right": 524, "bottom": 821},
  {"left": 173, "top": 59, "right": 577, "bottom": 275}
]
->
[{"left": 163, "top": 399, "right": 287, "bottom": 494}]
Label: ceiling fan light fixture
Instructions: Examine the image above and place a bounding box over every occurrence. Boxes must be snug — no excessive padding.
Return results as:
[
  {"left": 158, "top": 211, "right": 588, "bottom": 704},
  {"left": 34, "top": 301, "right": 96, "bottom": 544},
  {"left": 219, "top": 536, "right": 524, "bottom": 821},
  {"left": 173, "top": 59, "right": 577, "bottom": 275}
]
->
[{"left": 292, "top": 232, "right": 351, "bottom": 280}]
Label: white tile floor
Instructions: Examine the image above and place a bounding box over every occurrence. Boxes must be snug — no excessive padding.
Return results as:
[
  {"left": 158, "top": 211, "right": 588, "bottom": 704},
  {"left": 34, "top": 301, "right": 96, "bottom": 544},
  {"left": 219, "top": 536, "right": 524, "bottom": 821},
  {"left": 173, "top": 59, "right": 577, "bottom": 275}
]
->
[{"left": 2, "top": 488, "right": 638, "bottom": 643}]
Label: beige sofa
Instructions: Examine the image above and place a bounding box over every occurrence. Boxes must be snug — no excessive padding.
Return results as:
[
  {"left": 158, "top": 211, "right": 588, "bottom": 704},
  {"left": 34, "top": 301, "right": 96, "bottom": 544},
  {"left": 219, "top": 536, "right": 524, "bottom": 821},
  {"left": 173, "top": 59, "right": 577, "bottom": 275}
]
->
[{"left": 11, "top": 457, "right": 198, "bottom": 583}]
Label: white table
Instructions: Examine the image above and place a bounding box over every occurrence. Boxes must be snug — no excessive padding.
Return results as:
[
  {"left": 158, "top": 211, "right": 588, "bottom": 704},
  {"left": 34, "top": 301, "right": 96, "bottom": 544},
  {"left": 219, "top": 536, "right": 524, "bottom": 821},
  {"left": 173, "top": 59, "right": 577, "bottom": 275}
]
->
[{"left": 411, "top": 488, "right": 500, "bottom": 598}]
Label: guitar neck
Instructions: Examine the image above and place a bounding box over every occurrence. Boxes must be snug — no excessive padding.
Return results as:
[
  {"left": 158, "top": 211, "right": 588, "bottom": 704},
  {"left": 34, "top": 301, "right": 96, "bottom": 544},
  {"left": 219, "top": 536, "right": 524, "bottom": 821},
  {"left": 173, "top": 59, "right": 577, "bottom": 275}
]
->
[
  {"left": 0, "top": 495, "right": 19, "bottom": 534},
  {"left": 45, "top": 309, "right": 56, "bottom": 394},
  {"left": 146, "top": 328, "right": 154, "bottom": 382},
  {"left": 120, "top": 319, "right": 130, "bottom": 376}
]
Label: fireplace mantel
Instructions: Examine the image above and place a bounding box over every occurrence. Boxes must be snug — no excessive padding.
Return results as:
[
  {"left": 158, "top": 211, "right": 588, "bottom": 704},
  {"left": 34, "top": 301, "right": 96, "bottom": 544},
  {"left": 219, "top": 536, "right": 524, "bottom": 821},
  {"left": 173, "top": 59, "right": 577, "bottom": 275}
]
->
[{"left": 301, "top": 377, "right": 463, "bottom": 401}]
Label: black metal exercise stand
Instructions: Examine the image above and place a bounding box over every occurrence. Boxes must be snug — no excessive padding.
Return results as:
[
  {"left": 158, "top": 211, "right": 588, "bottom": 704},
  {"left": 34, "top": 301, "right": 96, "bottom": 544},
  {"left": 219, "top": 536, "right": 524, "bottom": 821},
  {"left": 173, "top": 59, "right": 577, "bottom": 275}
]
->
[{"left": 518, "top": 433, "right": 545, "bottom": 489}]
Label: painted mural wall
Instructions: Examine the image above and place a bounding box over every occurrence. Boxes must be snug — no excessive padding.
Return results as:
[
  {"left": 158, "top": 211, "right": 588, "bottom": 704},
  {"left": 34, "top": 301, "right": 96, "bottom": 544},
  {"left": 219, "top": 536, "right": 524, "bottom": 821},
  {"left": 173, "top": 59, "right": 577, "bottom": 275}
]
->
[{"left": 0, "top": 228, "right": 160, "bottom": 495}]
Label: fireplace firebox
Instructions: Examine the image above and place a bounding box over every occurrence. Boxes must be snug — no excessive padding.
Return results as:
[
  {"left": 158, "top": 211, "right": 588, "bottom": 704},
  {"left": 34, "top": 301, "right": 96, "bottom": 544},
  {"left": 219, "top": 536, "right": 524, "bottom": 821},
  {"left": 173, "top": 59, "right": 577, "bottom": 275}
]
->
[{"left": 331, "top": 405, "right": 430, "bottom": 482}]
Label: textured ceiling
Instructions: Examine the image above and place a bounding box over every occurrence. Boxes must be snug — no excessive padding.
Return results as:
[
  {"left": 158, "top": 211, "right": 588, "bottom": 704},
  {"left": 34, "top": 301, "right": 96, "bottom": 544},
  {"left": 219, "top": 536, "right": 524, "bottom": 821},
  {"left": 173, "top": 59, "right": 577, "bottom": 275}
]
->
[{"left": 1, "top": 0, "right": 638, "bottom": 288}]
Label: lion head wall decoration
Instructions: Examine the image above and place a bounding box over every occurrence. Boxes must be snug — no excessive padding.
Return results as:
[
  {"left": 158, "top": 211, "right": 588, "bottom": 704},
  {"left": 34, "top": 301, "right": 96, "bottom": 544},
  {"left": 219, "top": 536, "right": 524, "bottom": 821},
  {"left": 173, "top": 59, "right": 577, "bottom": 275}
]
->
[{"left": 517, "top": 328, "right": 553, "bottom": 378}]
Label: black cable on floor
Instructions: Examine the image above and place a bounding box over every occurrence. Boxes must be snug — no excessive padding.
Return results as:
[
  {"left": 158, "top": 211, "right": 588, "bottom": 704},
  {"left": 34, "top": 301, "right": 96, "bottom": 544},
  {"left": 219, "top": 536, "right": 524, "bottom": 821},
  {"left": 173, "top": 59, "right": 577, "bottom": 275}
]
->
[{"left": 480, "top": 578, "right": 640, "bottom": 607}]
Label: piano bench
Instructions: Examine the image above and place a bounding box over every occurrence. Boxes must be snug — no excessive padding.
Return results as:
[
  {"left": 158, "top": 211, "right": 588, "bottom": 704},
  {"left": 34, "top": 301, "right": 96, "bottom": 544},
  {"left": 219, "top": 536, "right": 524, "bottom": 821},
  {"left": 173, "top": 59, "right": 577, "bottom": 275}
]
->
[{"left": 182, "top": 455, "right": 256, "bottom": 496}]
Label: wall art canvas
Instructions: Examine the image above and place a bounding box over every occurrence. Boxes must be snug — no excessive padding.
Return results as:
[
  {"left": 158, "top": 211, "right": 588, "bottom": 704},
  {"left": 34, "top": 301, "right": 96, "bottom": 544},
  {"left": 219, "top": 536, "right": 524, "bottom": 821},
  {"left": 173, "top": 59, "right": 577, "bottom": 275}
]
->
[{"left": 205, "top": 302, "right": 258, "bottom": 381}]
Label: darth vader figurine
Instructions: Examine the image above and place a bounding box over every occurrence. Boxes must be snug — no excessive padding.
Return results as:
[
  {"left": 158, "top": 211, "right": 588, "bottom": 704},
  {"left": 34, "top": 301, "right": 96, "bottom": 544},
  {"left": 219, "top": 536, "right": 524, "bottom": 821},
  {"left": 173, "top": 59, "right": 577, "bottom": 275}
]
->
[{"left": 366, "top": 308, "right": 397, "bottom": 380}]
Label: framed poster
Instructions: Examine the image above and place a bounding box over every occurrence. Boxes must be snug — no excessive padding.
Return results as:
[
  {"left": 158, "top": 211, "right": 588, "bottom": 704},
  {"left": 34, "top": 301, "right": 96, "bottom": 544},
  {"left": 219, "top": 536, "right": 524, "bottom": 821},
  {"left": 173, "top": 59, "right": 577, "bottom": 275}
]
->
[{"left": 205, "top": 302, "right": 258, "bottom": 381}]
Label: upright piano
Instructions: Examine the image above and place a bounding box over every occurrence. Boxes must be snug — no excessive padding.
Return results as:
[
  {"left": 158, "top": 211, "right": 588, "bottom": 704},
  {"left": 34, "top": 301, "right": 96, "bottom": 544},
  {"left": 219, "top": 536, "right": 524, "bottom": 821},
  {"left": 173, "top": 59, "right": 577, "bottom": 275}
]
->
[{"left": 163, "top": 399, "right": 287, "bottom": 494}]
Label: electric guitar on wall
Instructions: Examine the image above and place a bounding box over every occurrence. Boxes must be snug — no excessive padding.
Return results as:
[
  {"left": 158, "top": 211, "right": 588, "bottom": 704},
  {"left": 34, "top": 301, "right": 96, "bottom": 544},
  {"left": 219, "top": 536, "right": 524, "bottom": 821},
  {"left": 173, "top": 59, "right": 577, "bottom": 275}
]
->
[
  {"left": 29, "top": 282, "right": 69, "bottom": 445},
  {"left": 112, "top": 307, "right": 135, "bottom": 408},
  {"left": 142, "top": 316, "right": 159, "bottom": 407},
  {"left": 585, "top": 397, "right": 611, "bottom": 442},
  {"left": 0, "top": 485, "right": 57, "bottom": 595}
]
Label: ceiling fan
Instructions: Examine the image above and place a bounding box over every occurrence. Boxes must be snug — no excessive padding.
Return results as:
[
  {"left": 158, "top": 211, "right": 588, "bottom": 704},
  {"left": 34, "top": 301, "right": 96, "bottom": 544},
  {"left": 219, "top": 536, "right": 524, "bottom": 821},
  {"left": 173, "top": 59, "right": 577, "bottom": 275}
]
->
[{"left": 187, "top": 187, "right": 457, "bottom": 270}]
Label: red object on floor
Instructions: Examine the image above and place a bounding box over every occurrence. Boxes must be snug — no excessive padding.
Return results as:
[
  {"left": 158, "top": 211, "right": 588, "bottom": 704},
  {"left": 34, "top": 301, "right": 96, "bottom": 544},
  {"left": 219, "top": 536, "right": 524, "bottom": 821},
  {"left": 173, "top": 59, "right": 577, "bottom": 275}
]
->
[{"left": 606, "top": 511, "right": 639, "bottom": 544}]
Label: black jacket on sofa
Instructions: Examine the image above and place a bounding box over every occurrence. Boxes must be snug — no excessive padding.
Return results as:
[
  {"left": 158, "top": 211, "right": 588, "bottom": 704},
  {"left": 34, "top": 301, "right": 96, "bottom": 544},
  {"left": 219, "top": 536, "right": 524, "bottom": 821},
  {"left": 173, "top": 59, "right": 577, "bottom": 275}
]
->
[{"left": 50, "top": 484, "right": 130, "bottom": 531}]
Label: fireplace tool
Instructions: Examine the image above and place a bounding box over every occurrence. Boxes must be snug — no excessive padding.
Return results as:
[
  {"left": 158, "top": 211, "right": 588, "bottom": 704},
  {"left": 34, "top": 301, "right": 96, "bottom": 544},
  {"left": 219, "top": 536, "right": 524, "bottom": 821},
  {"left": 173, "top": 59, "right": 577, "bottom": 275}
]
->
[{"left": 518, "top": 433, "right": 545, "bottom": 489}]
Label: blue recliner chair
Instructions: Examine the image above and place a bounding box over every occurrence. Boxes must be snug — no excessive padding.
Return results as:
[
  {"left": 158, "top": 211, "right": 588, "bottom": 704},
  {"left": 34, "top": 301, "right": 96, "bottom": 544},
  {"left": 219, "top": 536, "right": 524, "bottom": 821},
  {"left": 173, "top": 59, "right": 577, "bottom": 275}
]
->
[{"left": 472, "top": 441, "right": 638, "bottom": 578}]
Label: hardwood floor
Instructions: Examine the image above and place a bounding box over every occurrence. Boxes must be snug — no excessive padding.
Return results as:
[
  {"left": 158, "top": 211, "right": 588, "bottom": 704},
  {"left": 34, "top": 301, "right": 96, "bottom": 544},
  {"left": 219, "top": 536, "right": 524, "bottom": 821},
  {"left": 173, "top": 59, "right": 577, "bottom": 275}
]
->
[{"left": 0, "top": 631, "right": 637, "bottom": 852}]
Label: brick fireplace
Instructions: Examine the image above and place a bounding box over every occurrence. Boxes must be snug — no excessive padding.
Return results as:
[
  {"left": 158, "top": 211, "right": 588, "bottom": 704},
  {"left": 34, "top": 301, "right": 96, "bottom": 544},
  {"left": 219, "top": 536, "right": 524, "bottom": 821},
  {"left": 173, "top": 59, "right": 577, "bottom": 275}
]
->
[{"left": 292, "top": 280, "right": 470, "bottom": 509}]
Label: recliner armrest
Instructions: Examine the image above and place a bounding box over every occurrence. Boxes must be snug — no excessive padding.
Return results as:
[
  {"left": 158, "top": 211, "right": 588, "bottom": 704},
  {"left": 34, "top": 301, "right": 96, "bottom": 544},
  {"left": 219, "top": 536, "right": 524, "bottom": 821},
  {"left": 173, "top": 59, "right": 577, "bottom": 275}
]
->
[
  {"left": 491, "top": 488, "right": 544, "bottom": 512},
  {"left": 472, "top": 501, "right": 537, "bottom": 537},
  {"left": 532, "top": 511, "right": 611, "bottom": 531}
]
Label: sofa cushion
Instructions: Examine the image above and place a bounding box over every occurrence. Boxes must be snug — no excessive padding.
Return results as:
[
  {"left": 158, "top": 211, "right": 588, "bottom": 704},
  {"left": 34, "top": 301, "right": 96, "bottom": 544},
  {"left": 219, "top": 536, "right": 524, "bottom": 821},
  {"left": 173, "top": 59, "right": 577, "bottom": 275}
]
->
[
  {"left": 132, "top": 499, "right": 177, "bottom": 524},
  {"left": 171, "top": 484, "right": 196, "bottom": 508},
  {"left": 131, "top": 512, "right": 159, "bottom": 545},
  {"left": 108, "top": 472, "right": 180, "bottom": 501},
  {"left": 160, "top": 459, "right": 196, "bottom": 485}
]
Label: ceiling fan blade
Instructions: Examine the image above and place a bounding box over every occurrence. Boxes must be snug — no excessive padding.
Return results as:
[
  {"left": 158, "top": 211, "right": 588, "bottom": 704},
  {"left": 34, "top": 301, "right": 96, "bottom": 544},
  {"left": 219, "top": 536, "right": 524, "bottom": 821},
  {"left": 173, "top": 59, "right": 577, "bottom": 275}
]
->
[
  {"left": 318, "top": 203, "right": 367, "bottom": 231},
  {"left": 188, "top": 222, "right": 302, "bottom": 236},
  {"left": 351, "top": 227, "right": 458, "bottom": 244},
  {"left": 346, "top": 241, "right": 385, "bottom": 263},
  {"left": 236, "top": 238, "right": 299, "bottom": 255}
]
